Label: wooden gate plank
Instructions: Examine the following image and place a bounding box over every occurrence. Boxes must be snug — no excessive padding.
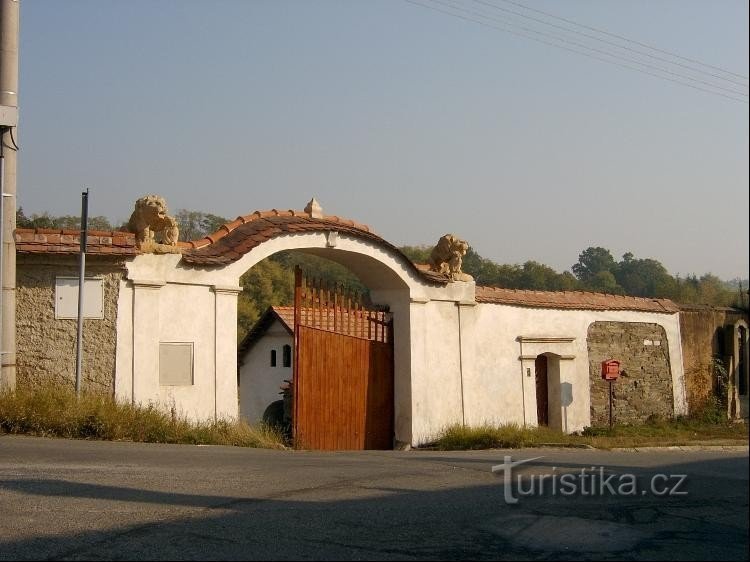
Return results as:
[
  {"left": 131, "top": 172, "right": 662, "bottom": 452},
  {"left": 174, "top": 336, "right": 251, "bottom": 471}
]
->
[{"left": 293, "top": 268, "right": 394, "bottom": 451}]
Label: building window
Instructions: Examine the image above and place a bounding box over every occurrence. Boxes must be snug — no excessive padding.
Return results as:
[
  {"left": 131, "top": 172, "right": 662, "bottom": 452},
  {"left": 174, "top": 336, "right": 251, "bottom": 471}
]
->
[
  {"left": 283, "top": 344, "right": 292, "bottom": 368},
  {"left": 270, "top": 349, "right": 277, "bottom": 367}
]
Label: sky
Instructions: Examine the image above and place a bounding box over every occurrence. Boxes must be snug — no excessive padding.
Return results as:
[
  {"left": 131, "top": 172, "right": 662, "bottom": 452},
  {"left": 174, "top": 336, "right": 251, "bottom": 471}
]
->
[{"left": 17, "top": 0, "right": 749, "bottom": 280}]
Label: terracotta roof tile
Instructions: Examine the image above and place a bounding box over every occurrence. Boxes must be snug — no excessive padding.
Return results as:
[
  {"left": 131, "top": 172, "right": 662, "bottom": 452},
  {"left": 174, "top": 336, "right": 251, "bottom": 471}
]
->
[
  {"left": 181, "top": 211, "right": 448, "bottom": 285},
  {"left": 475, "top": 285, "right": 679, "bottom": 313},
  {"left": 15, "top": 228, "right": 139, "bottom": 257},
  {"left": 270, "top": 305, "right": 296, "bottom": 332},
  {"left": 237, "top": 305, "right": 295, "bottom": 360},
  {"left": 14, "top": 210, "right": 448, "bottom": 285}
]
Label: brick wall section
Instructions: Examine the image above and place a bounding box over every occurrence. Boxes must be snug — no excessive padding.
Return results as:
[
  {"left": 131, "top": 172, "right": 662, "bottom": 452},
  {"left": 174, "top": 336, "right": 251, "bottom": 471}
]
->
[
  {"left": 587, "top": 322, "right": 673, "bottom": 426},
  {"left": 16, "top": 255, "right": 125, "bottom": 394}
]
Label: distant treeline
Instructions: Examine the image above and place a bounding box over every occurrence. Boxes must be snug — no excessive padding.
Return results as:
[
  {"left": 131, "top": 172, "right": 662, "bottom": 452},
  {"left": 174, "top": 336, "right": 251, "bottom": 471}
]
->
[
  {"left": 401, "top": 245, "right": 747, "bottom": 308},
  {"left": 17, "top": 208, "right": 748, "bottom": 341}
]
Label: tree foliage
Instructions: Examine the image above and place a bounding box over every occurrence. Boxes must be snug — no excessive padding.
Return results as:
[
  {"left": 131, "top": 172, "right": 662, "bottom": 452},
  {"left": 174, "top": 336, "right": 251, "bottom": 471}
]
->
[
  {"left": 174, "top": 210, "right": 229, "bottom": 241},
  {"left": 17, "top": 207, "right": 115, "bottom": 231}
]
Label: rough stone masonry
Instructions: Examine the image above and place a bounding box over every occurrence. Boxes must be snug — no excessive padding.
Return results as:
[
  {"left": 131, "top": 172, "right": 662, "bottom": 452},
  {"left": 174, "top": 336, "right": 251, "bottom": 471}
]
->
[
  {"left": 16, "top": 255, "right": 124, "bottom": 393},
  {"left": 587, "top": 321, "right": 674, "bottom": 425}
]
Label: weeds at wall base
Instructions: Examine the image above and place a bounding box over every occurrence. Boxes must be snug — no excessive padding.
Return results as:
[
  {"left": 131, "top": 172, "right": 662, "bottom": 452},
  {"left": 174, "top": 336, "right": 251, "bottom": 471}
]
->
[
  {"left": 0, "top": 384, "right": 287, "bottom": 449},
  {"left": 430, "top": 415, "right": 748, "bottom": 451}
]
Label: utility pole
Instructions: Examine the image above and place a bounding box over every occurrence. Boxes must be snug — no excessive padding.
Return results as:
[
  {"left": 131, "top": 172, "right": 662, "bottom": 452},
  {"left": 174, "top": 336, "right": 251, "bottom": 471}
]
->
[{"left": 0, "top": 0, "right": 19, "bottom": 392}]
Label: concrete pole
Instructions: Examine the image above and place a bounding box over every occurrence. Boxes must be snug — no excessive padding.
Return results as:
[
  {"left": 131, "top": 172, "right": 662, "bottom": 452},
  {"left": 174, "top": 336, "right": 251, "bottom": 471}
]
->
[{"left": 0, "top": 0, "right": 19, "bottom": 391}]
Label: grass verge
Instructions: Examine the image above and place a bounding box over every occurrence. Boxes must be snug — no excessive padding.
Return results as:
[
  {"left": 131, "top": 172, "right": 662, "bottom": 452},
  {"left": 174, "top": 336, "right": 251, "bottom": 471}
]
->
[
  {"left": 0, "top": 384, "right": 287, "bottom": 449},
  {"left": 431, "top": 415, "right": 748, "bottom": 451}
]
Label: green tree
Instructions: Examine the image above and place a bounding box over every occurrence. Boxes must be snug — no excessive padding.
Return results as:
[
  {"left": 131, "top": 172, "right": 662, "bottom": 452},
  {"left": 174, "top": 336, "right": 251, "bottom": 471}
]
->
[
  {"left": 589, "top": 270, "right": 624, "bottom": 294},
  {"left": 399, "top": 245, "right": 432, "bottom": 264},
  {"left": 616, "top": 254, "right": 676, "bottom": 298},
  {"left": 15, "top": 208, "right": 113, "bottom": 230},
  {"left": 175, "top": 210, "right": 229, "bottom": 241},
  {"left": 572, "top": 247, "right": 618, "bottom": 283}
]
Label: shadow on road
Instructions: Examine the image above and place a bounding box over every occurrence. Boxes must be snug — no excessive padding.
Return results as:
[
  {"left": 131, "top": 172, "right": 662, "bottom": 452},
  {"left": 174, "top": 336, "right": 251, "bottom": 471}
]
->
[{"left": 0, "top": 454, "right": 747, "bottom": 561}]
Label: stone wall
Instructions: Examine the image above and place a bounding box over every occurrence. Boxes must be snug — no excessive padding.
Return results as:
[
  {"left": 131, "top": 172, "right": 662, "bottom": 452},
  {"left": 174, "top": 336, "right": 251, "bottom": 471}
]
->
[
  {"left": 16, "top": 255, "right": 125, "bottom": 393},
  {"left": 587, "top": 321, "right": 673, "bottom": 426},
  {"left": 678, "top": 306, "right": 747, "bottom": 414}
]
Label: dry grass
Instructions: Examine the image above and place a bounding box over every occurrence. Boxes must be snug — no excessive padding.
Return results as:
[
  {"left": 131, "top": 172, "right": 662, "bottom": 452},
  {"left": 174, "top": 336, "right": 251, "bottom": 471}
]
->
[
  {"left": 0, "top": 384, "right": 287, "bottom": 449},
  {"left": 431, "top": 413, "right": 748, "bottom": 451}
]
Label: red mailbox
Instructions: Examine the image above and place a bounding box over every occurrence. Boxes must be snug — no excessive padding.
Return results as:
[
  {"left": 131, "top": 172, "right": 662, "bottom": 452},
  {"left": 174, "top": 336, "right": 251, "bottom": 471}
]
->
[{"left": 601, "top": 359, "right": 621, "bottom": 381}]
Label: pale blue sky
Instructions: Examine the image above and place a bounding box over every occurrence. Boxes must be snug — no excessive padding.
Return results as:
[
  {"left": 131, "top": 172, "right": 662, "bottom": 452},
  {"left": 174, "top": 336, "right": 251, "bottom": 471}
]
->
[{"left": 17, "top": 0, "right": 749, "bottom": 279}]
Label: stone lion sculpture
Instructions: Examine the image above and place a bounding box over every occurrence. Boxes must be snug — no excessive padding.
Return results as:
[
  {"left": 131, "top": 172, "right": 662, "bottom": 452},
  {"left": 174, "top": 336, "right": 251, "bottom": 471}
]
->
[
  {"left": 127, "top": 195, "right": 180, "bottom": 253},
  {"left": 428, "top": 234, "right": 473, "bottom": 282}
]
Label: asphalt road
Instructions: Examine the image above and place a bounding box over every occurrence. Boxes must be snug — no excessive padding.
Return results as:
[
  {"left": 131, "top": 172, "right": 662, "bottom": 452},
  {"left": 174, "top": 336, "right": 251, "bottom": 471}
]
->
[{"left": 0, "top": 435, "right": 747, "bottom": 561}]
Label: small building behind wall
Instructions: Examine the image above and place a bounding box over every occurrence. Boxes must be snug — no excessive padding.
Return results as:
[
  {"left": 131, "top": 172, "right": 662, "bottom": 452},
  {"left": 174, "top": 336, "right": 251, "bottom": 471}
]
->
[{"left": 238, "top": 306, "right": 294, "bottom": 425}]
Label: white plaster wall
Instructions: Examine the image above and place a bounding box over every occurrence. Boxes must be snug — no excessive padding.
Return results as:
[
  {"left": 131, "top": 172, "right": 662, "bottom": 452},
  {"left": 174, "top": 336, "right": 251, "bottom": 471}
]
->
[
  {"left": 454, "top": 303, "right": 687, "bottom": 436},
  {"left": 115, "top": 278, "right": 226, "bottom": 420},
  {"left": 156, "top": 283, "right": 216, "bottom": 420},
  {"left": 112, "top": 230, "right": 686, "bottom": 446},
  {"left": 409, "top": 300, "right": 466, "bottom": 443},
  {"left": 114, "top": 279, "right": 133, "bottom": 403},
  {"left": 238, "top": 321, "right": 293, "bottom": 424}
]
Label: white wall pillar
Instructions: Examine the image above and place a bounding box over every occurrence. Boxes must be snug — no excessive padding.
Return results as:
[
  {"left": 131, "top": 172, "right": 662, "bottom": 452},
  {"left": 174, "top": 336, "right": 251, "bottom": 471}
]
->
[
  {"left": 131, "top": 280, "right": 164, "bottom": 405},
  {"left": 212, "top": 284, "right": 242, "bottom": 420}
]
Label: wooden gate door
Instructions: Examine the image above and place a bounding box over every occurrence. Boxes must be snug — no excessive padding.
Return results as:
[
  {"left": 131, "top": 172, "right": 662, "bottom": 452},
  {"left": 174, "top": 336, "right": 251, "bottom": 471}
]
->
[
  {"left": 293, "top": 267, "right": 394, "bottom": 450},
  {"left": 535, "top": 355, "right": 549, "bottom": 426}
]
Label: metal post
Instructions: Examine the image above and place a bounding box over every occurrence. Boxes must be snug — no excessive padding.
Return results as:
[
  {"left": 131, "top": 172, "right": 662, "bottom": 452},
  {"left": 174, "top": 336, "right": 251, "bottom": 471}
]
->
[
  {"left": 74, "top": 189, "right": 88, "bottom": 395},
  {"left": 608, "top": 380, "right": 613, "bottom": 429}
]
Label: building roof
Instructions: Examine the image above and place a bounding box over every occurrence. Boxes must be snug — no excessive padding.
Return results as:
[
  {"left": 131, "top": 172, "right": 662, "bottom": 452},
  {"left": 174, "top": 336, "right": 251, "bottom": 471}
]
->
[
  {"left": 178, "top": 209, "right": 448, "bottom": 284},
  {"left": 14, "top": 209, "right": 449, "bottom": 284},
  {"left": 475, "top": 286, "right": 680, "bottom": 313},
  {"left": 14, "top": 228, "right": 140, "bottom": 257},
  {"left": 14, "top": 216, "right": 680, "bottom": 315},
  {"left": 238, "top": 306, "right": 294, "bottom": 362}
]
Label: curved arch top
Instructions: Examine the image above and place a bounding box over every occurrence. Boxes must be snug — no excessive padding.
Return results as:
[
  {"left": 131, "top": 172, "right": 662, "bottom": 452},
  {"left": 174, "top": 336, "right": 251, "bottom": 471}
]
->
[{"left": 178, "top": 209, "right": 450, "bottom": 290}]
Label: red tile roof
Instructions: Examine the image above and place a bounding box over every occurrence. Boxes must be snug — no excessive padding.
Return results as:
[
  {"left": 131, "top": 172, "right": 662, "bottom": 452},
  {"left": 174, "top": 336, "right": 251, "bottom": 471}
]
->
[
  {"left": 475, "top": 285, "right": 679, "bottom": 313},
  {"left": 14, "top": 228, "right": 139, "bottom": 257},
  {"left": 270, "top": 305, "right": 295, "bottom": 333},
  {"left": 238, "top": 306, "right": 295, "bottom": 363},
  {"left": 178, "top": 210, "right": 448, "bottom": 284},
  {"left": 15, "top": 212, "right": 449, "bottom": 285}
]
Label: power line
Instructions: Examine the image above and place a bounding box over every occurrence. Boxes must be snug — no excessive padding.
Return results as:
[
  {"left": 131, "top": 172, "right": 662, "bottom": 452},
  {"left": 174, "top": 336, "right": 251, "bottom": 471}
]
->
[
  {"left": 471, "top": 0, "right": 749, "bottom": 88},
  {"left": 404, "top": 0, "right": 749, "bottom": 104},
  {"left": 428, "top": 0, "right": 748, "bottom": 98},
  {"left": 494, "top": 0, "right": 749, "bottom": 81}
]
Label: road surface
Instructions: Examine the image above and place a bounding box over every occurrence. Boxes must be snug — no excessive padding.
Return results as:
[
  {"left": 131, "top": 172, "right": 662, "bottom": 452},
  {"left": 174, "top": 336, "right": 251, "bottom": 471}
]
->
[{"left": 0, "top": 435, "right": 747, "bottom": 560}]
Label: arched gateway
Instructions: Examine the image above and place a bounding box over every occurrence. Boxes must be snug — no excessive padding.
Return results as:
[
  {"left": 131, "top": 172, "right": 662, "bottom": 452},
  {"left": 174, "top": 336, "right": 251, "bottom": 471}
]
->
[
  {"left": 14, "top": 197, "right": 692, "bottom": 448},
  {"left": 114, "top": 203, "right": 470, "bottom": 448}
]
